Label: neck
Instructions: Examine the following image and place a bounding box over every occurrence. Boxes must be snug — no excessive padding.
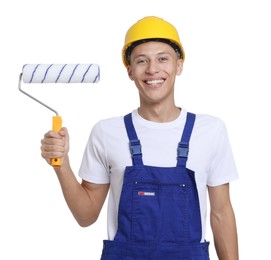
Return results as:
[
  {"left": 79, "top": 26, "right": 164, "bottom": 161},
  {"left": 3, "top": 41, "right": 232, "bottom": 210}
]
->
[{"left": 138, "top": 104, "right": 181, "bottom": 123}]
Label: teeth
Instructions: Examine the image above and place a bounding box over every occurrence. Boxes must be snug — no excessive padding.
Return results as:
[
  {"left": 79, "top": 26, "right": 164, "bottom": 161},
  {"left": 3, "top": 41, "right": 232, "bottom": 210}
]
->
[{"left": 146, "top": 79, "right": 164, "bottom": 85}]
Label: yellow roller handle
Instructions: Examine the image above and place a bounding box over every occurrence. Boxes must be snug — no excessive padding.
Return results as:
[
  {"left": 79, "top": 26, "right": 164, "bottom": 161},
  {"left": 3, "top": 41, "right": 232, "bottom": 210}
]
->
[{"left": 50, "top": 115, "right": 63, "bottom": 167}]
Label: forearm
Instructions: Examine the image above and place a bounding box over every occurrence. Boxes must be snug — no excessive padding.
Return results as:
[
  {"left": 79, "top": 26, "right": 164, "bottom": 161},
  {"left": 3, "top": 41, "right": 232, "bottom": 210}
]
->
[
  {"left": 54, "top": 157, "right": 97, "bottom": 226},
  {"left": 211, "top": 204, "right": 239, "bottom": 260}
]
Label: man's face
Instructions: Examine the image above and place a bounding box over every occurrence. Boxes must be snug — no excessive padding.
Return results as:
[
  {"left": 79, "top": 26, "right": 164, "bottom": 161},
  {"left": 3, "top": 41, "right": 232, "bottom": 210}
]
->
[{"left": 127, "top": 41, "right": 183, "bottom": 106}]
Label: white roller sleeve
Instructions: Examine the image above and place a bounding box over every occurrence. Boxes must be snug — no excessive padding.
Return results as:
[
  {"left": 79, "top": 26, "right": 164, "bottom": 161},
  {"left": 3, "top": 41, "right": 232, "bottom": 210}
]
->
[{"left": 22, "top": 64, "right": 100, "bottom": 83}]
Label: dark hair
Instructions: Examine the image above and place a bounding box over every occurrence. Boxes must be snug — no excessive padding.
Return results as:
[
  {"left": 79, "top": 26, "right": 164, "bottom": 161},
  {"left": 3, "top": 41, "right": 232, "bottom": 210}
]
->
[{"left": 125, "top": 38, "right": 182, "bottom": 64}]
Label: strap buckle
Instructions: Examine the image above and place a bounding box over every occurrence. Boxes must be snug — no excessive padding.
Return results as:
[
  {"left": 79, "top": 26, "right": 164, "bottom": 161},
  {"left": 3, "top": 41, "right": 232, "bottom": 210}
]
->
[
  {"left": 130, "top": 139, "right": 142, "bottom": 157},
  {"left": 177, "top": 142, "right": 189, "bottom": 158}
]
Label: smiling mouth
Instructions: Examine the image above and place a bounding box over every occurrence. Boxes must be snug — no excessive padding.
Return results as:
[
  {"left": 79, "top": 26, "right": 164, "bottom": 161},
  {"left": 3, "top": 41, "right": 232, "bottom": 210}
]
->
[{"left": 145, "top": 79, "right": 165, "bottom": 86}]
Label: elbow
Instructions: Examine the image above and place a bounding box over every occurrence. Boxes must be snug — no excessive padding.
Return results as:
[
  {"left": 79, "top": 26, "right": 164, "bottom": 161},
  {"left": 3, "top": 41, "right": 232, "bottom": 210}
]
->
[
  {"left": 76, "top": 215, "right": 98, "bottom": 228},
  {"left": 210, "top": 204, "right": 236, "bottom": 233},
  {"left": 78, "top": 222, "right": 92, "bottom": 228}
]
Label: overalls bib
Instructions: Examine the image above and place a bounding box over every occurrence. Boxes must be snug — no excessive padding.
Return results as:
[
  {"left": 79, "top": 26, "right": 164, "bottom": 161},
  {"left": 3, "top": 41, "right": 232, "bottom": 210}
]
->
[{"left": 101, "top": 112, "right": 210, "bottom": 260}]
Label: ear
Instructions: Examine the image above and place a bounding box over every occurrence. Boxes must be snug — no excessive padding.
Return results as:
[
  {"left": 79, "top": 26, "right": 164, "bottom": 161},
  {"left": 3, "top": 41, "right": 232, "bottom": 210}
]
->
[
  {"left": 127, "top": 66, "right": 134, "bottom": 81},
  {"left": 176, "top": 59, "right": 184, "bottom": 76}
]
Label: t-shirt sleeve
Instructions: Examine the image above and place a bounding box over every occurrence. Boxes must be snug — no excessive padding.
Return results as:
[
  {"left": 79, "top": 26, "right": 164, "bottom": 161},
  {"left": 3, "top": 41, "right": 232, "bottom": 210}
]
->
[
  {"left": 207, "top": 119, "right": 239, "bottom": 186},
  {"left": 78, "top": 121, "right": 110, "bottom": 184}
]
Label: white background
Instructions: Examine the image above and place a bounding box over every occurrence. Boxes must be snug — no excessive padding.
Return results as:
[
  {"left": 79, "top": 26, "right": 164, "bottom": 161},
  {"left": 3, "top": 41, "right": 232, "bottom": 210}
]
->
[{"left": 1, "top": 0, "right": 270, "bottom": 259}]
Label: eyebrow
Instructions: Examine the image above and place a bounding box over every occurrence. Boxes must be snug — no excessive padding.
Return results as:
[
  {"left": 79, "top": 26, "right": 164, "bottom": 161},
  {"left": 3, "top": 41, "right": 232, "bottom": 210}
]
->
[{"left": 133, "top": 52, "right": 172, "bottom": 59}]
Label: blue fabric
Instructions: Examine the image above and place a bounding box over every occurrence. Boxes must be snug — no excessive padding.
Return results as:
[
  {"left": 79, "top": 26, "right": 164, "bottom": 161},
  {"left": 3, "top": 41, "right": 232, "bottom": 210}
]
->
[
  {"left": 101, "top": 240, "right": 210, "bottom": 260},
  {"left": 124, "top": 113, "right": 143, "bottom": 166},
  {"left": 101, "top": 112, "right": 210, "bottom": 259}
]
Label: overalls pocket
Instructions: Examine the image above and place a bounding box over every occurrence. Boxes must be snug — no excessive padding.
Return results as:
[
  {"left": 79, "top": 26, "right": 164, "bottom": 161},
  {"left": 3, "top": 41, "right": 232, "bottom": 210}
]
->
[{"left": 132, "top": 181, "right": 189, "bottom": 242}]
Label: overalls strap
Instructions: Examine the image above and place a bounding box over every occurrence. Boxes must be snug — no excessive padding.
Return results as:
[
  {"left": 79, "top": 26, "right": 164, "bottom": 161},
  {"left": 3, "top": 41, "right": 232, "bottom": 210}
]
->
[
  {"left": 124, "top": 113, "right": 143, "bottom": 166},
  {"left": 124, "top": 112, "right": 196, "bottom": 167},
  {"left": 177, "top": 112, "right": 196, "bottom": 167}
]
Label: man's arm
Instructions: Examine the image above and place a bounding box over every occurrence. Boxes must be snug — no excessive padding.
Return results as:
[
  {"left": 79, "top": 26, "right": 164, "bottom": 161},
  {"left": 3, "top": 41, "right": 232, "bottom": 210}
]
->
[
  {"left": 55, "top": 161, "right": 109, "bottom": 227},
  {"left": 41, "top": 127, "right": 109, "bottom": 227},
  {"left": 208, "top": 183, "right": 239, "bottom": 260}
]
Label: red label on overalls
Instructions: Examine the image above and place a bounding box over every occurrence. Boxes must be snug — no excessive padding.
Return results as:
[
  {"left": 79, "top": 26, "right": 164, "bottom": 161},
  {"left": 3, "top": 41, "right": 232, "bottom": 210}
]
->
[{"left": 138, "top": 191, "right": 155, "bottom": 196}]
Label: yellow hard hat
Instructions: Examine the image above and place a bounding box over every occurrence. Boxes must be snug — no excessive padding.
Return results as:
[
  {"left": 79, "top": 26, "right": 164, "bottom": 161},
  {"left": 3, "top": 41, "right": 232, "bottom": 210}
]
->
[{"left": 122, "top": 16, "right": 185, "bottom": 68}]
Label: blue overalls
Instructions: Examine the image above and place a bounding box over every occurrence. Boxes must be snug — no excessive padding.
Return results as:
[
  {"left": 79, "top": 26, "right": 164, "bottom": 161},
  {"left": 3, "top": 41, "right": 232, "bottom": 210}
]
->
[{"left": 101, "top": 112, "right": 210, "bottom": 260}]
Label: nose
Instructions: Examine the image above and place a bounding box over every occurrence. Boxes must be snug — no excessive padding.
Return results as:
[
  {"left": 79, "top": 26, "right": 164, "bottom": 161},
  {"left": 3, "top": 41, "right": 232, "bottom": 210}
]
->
[{"left": 146, "top": 60, "right": 159, "bottom": 74}]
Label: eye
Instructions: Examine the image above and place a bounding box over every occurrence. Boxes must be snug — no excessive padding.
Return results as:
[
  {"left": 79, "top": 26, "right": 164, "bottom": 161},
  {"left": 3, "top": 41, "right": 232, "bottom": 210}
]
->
[
  {"left": 159, "top": 56, "right": 169, "bottom": 62},
  {"left": 136, "top": 58, "right": 148, "bottom": 64}
]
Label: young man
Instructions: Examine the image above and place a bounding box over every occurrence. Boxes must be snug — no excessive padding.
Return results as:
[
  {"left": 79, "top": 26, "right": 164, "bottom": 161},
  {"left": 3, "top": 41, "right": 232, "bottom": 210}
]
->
[{"left": 41, "top": 16, "right": 239, "bottom": 259}]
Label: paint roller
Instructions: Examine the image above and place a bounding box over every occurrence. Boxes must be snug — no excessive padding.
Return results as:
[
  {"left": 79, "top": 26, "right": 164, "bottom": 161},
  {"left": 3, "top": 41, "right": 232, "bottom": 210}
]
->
[{"left": 18, "top": 63, "right": 100, "bottom": 167}]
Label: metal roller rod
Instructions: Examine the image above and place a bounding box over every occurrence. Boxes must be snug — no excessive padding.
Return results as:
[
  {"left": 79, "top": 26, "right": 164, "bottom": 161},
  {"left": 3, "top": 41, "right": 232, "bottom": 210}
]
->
[{"left": 18, "top": 73, "right": 59, "bottom": 116}]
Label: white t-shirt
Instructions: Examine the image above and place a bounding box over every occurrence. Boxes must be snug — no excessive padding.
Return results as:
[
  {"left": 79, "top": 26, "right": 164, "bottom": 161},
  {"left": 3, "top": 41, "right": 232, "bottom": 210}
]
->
[{"left": 79, "top": 109, "right": 238, "bottom": 242}]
